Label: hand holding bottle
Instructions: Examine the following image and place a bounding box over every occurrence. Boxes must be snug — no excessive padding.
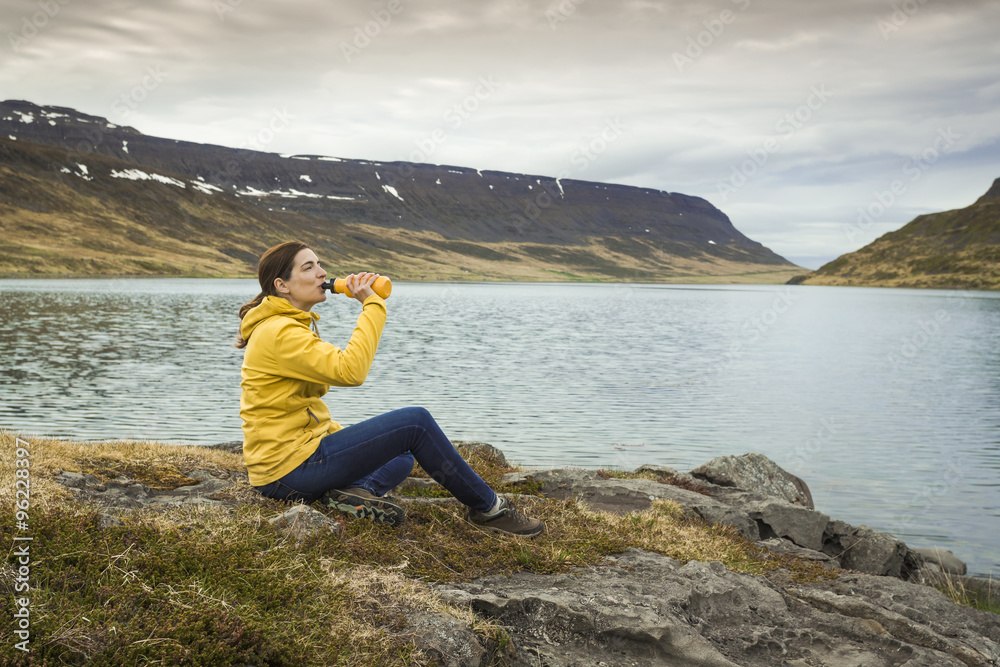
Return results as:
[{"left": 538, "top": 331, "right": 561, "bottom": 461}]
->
[{"left": 324, "top": 273, "right": 392, "bottom": 303}]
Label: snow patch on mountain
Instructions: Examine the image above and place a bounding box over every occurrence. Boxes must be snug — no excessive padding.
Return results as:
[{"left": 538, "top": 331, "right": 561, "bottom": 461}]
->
[
  {"left": 59, "top": 164, "right": 93, "bottom": 181},
  {"left": 236, "top": 186, "right": 324, "bottom": 199},
  {"left": 191, "top": 181, "right": 224, "bottom": 195},
  {"left": 110, "top": 168, "right": 185, "bottom": 188}
]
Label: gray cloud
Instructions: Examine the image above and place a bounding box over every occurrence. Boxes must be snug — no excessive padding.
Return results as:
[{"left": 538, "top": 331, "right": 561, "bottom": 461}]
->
[{"left": 2, "top": 0, "right": 997, "bottom": 269}]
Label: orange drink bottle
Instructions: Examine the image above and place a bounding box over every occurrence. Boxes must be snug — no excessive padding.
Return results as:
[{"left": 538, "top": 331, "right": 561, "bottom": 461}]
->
[{"left": 322, "top": 276, "right": 392, "bottom": 299}]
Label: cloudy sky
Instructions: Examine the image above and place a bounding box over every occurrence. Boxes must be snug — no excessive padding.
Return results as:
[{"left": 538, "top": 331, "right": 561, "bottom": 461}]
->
[{"left": 2, "top": 0, "right": 998, "bottom": 268}]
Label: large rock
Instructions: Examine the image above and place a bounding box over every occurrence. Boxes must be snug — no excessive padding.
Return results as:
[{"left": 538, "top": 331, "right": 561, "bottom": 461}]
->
[
  {"left": 823, "top": 521, "right": 909, "bottom": 577},
  {"left": 437, "top": 548, "right": 1000, "bottom": 667},
  {"left": 453, "top": 440, "right": 509, "bottom": 467},
  {"left": 691, "top": 453, "right": 814, "bottom": 509},
  {"left": 506, "top": 468, "right": 759, "bottom": 541},
  {"left": 745, "top": 500, "right": 830, "bottom": 551},
  {"left": 912, "top": 547, "right": 968, "bottom": 576}
]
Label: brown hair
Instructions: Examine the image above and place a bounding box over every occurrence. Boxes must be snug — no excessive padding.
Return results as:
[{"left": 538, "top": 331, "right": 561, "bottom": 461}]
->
[{"left": 234, "top": 241, "right": 310, "bottom": 348}]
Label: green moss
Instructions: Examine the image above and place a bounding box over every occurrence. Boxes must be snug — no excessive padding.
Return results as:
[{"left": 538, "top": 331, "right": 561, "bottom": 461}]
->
[
  {"left": 0, "top": 434, "right": 842, "bottom": 666},
  {"left": 75, "top": 457, "right": 201, "bottom": 491},
  {"left": 310, "top": 498, "right": 630, "bottom": 583},
  {"left": 0, "top": 506, "right": 417, "bottom": 666}
]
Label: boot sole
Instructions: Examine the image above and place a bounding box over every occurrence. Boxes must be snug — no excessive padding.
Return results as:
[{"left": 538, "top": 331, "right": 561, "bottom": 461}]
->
[{"left": 323, "top": 491, "right": 405, "bottom": 527}]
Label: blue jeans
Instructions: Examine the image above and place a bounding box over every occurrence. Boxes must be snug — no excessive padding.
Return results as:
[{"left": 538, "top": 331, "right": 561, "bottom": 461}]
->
[{"left": 253, "top": 406, "right": 497, "bottom": 513}]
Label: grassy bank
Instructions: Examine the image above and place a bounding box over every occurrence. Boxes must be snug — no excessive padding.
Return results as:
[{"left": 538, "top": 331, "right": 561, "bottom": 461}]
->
[{"left": 0, "top": 432, "right": 849, "bottom": 665}]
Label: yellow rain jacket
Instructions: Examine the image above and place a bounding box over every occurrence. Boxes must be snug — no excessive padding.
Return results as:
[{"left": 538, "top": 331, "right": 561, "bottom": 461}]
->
[{"left": 239, "top": 294, "right": 387, "bottom": 486}]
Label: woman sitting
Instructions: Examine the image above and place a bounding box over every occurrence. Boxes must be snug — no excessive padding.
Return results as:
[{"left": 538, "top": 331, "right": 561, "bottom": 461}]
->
[{"left": 235, "top": 241, "right": 543, "bottom": 537}]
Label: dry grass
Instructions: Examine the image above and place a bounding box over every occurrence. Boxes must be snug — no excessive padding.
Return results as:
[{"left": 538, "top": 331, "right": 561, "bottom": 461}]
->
[
  {"left": 927, "top": 569, "right": 999, "bottom": 615},
  {"left": 341, "top": 224, "right": 804, "bottom": 284},
  {"left": 799, "top": 210, "right": 1000, "bottom": 291},
  {"left": 0, "top": 203, "right": 801, "bottom": 284},
  {"left": 1, "top": 431, "right": 834, "bottom": 665},
  {"left": 0, "top": 430, "right": 245, "bottom": 510}
]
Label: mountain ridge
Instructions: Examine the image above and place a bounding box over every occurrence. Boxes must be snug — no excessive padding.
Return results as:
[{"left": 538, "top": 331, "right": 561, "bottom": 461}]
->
[
  {"left": 0, "top": 99, "right": 800, "bottom": 281},
  {"left": 790, "top": 178, "right": 1000, "bottom": 290}
]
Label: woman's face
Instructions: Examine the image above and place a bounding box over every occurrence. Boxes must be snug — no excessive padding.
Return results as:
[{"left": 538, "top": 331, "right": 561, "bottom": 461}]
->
[{"left": 275, "top": 247, "right": 328, "bottom": 311}]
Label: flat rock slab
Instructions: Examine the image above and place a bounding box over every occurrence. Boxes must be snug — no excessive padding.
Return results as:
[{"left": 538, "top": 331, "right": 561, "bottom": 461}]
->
[
  {"left": 506, "top": 469, "right": 760, "bottom": 541},
  {"left": 756, "top": 538, "right": 837, "bottom": 567},
  {"left": 436, "top": 548, "right": 1000, "bottom": 667},
  {"left": 56, "top": 469, "right": 237, "bottom": 510}
]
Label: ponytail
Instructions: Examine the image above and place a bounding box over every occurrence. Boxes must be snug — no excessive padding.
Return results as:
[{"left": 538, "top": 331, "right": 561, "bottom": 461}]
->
[{"left": 234, "top": 292, "right": 266, "bottom": 348}]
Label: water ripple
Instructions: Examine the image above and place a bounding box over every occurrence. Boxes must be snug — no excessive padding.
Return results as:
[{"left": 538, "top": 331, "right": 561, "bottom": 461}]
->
[{"left": 1, "top": 279, "right": 998, "bottom": 575}]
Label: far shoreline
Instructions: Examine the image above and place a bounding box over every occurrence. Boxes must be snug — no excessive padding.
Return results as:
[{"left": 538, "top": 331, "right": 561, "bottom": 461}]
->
[
  {"left": 3, "top": 272, "right": 999, "bottom": 292},
  {"left": 0, "top": 269, "right": 807, "bottom": 285}
]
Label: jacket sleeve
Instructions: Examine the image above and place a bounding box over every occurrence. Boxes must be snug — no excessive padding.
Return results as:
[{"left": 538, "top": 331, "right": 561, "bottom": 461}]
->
[{"left": 274, "top": 295, "right": 387, "bottom": 387}]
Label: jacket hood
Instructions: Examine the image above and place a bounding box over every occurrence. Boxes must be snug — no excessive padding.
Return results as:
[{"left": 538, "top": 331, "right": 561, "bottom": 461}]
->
[{"left": 241, "top": 295, "right": 319, "bottom": 342}]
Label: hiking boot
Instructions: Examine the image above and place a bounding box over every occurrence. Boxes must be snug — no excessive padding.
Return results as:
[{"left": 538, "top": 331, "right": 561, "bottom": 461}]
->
[
  {"left": 467, "top": 497, "right": 544, "bottom": 537},
  {"left": 321, "top": 487, "right": 405, "bottom": 527}
]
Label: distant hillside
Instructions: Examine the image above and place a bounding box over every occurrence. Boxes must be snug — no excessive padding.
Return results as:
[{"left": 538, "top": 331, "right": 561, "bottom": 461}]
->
[
  {"left": 0, "top": 99, "right": 800, "bottom": 281},
  {"left": 790, "top": 179, "right": 1000, "bottom": 290}
]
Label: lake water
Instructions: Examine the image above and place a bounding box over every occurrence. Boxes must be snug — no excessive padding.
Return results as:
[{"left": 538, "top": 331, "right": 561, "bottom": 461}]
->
[{"left": 1, "top": 279, "right": 997, "bottom": 576}]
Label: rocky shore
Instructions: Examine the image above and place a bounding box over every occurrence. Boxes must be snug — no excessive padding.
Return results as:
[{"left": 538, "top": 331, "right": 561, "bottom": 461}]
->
[{"left": 47, "top": 443, "right": 999, "bottom": 667}]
